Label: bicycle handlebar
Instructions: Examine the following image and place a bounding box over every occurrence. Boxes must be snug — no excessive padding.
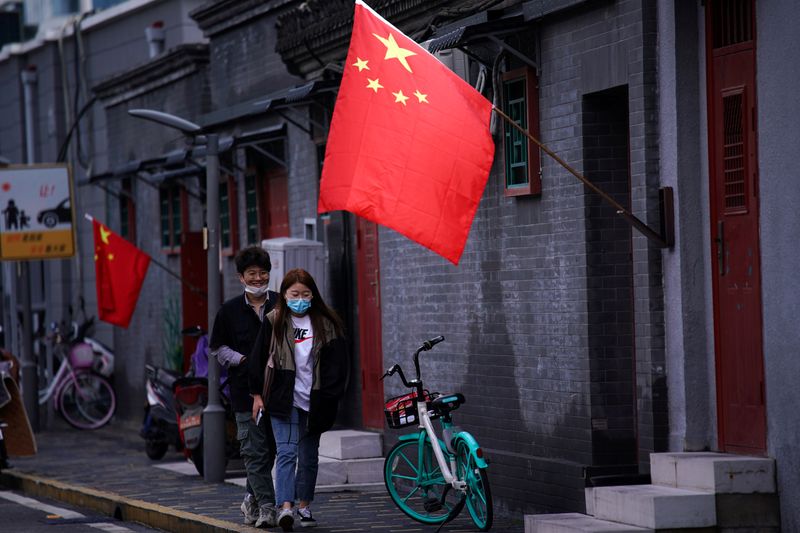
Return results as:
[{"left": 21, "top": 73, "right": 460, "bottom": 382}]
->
[{"left": 381, "top": 336, "right": 445, "bottom": 394}]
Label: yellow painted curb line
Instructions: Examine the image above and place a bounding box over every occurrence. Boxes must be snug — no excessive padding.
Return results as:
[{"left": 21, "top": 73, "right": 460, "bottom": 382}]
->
[{"left": 1, "top": 470, "right": 258, "bottom": 533}]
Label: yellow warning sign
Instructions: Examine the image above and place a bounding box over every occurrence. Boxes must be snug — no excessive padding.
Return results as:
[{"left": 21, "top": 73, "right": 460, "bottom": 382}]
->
[{"left": 0, "top": 165, "right": 75, "bottom": 260}]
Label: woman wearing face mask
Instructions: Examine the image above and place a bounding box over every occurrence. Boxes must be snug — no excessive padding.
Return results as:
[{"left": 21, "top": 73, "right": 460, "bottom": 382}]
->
[{"left": 249, "top": 268, "right": 348, "bottom": 531}]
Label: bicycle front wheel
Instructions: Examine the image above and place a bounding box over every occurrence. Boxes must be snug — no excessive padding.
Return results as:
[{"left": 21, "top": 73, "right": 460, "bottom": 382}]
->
[
  {"left": 456, "top": 440, "right": 493, "bottom": 531},
  {"left": 384, "top": 438, "right": 460, "bottom": 525},
  {"left": 59, "top": 371, "right": 116, "bottom": 429}
]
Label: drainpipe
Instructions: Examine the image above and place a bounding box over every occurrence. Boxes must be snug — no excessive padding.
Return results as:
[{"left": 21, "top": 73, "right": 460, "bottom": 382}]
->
[
  {"left": 145, "top": 21, "right": 165, "bottom": 58},
  {"left": 20, "top": 65, "right": 38, "bottom": 431}
]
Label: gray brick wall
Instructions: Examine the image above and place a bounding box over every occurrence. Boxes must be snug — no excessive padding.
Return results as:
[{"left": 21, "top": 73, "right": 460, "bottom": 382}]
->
[
  {"left": 583, "top": 86, "right": 636, "bottom": 467},
  {"left": 380, "top": 0, "right": 665, "bottom": 515}
]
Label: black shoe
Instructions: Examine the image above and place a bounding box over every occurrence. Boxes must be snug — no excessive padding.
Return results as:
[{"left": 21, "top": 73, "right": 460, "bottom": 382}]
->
[
  {"left": 297, "top": 506, "right": 317, "bottom": 528},
  {"left": 277, "top": 507, "right": 294, "bottom": 532}
]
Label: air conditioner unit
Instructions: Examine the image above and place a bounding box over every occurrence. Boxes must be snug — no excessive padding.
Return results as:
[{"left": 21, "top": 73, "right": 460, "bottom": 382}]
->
[
  {"left": 422, "top": 38, "right": 470, "bottom": 83},
  {"left": 261, "top": 237, "right": 325, "bottom": 297}
]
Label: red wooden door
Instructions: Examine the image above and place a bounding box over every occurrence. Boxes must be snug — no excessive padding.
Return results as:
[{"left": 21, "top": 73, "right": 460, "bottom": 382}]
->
[
  {"left": 356, "top": 217, "right": 384, "bottom": 429},
  {"left": 707, "top": 1, "right": 765, "bottom": 454},
  {"left": 180, "top": 231, "right": 208, "bottom": 372},
  {"left": 259, "top": 168, "right": 289, "bottom": 238}
]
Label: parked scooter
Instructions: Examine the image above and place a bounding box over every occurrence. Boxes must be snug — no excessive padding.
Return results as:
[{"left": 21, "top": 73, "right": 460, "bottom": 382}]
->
[
  {"left": 139, "top": 327, "right": 206, "bottom": 461},
  {"left": 0, "top": 419, "right": 8, "bottom": 474},
  {"left": 140, "top": 363, "right": 182, "bottom": 460},
  {"left": 172, "top": 326, "right": 238, "bottom": 476}
]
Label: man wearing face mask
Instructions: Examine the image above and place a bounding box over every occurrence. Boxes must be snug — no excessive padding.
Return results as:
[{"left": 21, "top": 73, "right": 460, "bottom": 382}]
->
[{"left": 209, "top": 246, "right": 278, "bottom": 528}]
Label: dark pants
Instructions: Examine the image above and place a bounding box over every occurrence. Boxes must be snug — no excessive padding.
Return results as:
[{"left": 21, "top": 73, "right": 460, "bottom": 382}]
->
[{"left": 235, "top": 411, "right": 276, "bottom": 507}]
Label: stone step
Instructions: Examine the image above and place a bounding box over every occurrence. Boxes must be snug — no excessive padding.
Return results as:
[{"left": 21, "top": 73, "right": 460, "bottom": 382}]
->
[
  {"left": 525, "top": 513, "right": 649, "bottom": 533},
  {"left": 590, "top": 484, "right": 716, "bottom": 529},
  {"left": 319, "top": 429, "right": 383, "bottom": 460},
  {"left": 317, "top": 456, "right": 384, "bottom": 486},
  {"left": 650, "top": 452, "right": 775, "bottom": 494}
]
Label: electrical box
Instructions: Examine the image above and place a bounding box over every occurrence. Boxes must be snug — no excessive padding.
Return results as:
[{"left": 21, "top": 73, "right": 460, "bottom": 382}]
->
[{"left": 261, "top": 237, "right": 325, "bottom": 297}]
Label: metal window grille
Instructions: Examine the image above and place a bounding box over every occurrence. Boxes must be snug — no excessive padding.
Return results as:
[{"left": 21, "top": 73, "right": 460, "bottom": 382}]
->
[
  {"left": 503, "top": 77, "right": 529, "bottom": 188},
  {"left": 722, "top": 92, "right": 747, "bottom": 211},
  {"left": 219, "top": 181, "right": 231, "bottom": 249},
  {"left": 245, "top": 174, "right": 259, "bottom": 244},
  {"left": 711, "top": 0, "right": 753, "bottom": 49},
  {"left": 159, "top": 191, "right": 170, "bottom": 248}
]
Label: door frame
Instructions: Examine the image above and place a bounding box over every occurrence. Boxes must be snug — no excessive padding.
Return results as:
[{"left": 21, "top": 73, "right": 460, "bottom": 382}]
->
[{"left": 704, "top": 0, "right": 766, "bottom": 454}]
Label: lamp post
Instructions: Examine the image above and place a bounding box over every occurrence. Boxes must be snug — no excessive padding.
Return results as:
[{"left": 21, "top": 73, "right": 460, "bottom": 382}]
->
[{"left": 127, "top": 109, "right": 225, "bottom": 482}]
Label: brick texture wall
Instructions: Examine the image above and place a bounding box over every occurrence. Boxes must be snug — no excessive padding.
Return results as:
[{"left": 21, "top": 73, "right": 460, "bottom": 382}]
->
[{"left": 380, "top": 0, "right": 665, "bottom": 515}]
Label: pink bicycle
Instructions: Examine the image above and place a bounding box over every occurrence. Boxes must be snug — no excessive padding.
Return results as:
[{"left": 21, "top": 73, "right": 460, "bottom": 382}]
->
[{"left": 39, "top": 321, "right": 116, "bottom": 429}]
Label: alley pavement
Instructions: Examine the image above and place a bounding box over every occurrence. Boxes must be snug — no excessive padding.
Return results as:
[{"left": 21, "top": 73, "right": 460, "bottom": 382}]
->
[{"left": 0, "top": 419, "right": 525, "bottom": 532}]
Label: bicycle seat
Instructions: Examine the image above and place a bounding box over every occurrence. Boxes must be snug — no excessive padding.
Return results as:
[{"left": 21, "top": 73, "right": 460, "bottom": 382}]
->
[{"left": 430, "top": 392, "right": 465, "bottom": 414}]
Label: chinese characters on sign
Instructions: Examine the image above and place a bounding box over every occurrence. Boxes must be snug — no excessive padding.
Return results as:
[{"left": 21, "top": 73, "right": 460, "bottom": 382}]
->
[{"left": 0, "top": 165, "right": 76, "bottom": 260}]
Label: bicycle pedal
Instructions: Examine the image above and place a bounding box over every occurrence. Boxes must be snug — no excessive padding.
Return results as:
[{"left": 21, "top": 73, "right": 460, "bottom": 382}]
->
[{"left": 423, "top": 497, "right": 443, "bottom": 512}]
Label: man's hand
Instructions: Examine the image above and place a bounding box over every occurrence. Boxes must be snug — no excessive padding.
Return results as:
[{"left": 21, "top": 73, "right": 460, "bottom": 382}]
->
[{"left": 251, "top": 394, "right": 264, "bottom": 422}]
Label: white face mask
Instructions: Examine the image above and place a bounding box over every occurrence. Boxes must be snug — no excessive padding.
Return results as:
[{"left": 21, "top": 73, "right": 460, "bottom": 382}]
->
[{"left": 244, "top": 284, "right": 269, "bottom": 297}]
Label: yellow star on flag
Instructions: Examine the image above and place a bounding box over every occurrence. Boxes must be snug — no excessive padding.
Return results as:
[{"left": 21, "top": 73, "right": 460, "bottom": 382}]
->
[
  {"left": 393, "top": 90, "right": 409, "bottom": 106},
  {"left": 100, "top": 225, "right": 111, "bottom": 245},
  {"left": 413, "top": 90, "right": 428, "bottom": 104},
  {"left": 108, "top": 253, "right": 115, "bottom": 261},
  {"left": 373, "top": 32, "right": 416, "bottom": 73},
  {"left": 352, "top": 57, "right": 370, "bottom": 71},
  {"left": 366, "top": 78, "right": 383, "bottom": 92}
]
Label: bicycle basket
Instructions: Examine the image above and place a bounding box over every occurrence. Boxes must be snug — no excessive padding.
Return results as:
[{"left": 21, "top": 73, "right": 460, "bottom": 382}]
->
[
  {"left": 384, "top": 390, "right": 437, "bottom": 429},
  {"left": 68, "top": 343, "right": 94, "bottom": 369}
]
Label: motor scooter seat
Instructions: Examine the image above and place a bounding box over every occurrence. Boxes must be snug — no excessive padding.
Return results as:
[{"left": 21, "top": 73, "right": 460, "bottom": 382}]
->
[{"left": 155, "top": 368, "right": 179, "bottom": 388}]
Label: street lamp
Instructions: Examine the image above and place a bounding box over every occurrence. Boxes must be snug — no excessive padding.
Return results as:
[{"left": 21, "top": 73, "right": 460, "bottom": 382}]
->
[{"left": 127, "top": 108, "right": 225, "bottom": 483}]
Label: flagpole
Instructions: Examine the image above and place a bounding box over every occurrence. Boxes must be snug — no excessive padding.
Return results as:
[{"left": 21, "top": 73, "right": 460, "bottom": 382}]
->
[
  {"left": 84, "top": 214, "right": 207, "bottom": 298},
  {"left": 491, "top": 106, "right": 671, "bottom": 247}
]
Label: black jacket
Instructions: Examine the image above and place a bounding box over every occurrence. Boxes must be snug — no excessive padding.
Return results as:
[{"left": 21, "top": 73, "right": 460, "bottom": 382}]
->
[
  {"left": 209, "top": 291, "right": 277, "bottom": 412},
  {"left": 249, "top": 312, "right": 349, "bottom": 434}
]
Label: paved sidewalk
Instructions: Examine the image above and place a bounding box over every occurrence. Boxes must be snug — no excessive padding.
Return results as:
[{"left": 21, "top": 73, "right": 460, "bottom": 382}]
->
[{"left": 0, "top": 420, "right": 525, "bottom": 532}]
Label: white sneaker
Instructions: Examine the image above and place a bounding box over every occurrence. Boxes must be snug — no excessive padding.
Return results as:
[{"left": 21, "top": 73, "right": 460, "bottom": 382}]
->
[
  {"left": 277, "top": 507, "right": 295, "bottom": 532},
  {"left": 240, "top": 494, "right": 258, "bottom": 525},
  {"left": 255, "top": 505, "right": 277, "bottom": 528},
  {"left": 297, "top": 506, "right": 317, "bottom": 528}
]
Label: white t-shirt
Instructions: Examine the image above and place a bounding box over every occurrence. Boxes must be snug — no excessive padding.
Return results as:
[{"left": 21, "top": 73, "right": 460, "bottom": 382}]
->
[{"left": 291, "top": 314, "right": 314, "bottom": 411}]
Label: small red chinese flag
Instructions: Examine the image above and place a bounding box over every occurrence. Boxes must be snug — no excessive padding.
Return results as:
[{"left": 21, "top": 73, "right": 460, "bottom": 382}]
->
[
  {"left": 318, "top": 0, "right": 495, "bottom": 264},
  {"left": 92, "top": 218, "right": 151, "bottom": 328}
]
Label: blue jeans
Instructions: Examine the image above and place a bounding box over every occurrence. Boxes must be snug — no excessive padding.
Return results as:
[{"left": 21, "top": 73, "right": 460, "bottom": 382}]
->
[{"left": 271, "top": 407, "right": 321, "bottom": 505}]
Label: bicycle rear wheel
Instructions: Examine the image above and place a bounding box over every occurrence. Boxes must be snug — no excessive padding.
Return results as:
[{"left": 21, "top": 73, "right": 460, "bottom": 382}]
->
[
  {"left": 455, "top": 440, "right": 493, "bottom": 531},
  {"left": 59, "top": 371, "right": 116, "bottom": 429},
  {"left": 384, "top": 438, "right": 460, "bottom": 525}
]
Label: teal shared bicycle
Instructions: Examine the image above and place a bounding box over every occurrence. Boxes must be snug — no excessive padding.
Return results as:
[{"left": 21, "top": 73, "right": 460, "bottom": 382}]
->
[{"left": 382, "top": 336, "right": 493, "bottom": 531}]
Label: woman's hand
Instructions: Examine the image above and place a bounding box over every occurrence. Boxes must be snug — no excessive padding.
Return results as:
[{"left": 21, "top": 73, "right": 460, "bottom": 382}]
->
[{"left": 251, "top": 394, "right": 264, "bottom": 422}]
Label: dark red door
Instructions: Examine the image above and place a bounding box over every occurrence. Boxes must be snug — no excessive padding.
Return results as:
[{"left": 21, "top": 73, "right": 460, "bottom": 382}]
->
[
  {"left": 356, "top": 218, "right": 384, "bottom": 429},
  {"left": 181, "top": 231, "right": 208, "bottom": 372},
  {"left": 707, "top": 0, "right": 765, "bottom": 454},
  {"left": 259, "top": 168, "right": 289, "bottom": 238}
]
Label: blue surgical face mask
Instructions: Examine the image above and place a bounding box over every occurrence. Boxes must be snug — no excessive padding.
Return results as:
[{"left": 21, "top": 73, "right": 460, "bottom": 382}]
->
[{"left": 287, "top": 298, "right": 311, "bottom": 314}]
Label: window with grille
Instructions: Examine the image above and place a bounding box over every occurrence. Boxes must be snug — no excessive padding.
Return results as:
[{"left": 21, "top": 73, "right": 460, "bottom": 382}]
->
[
  {"left": 119, "top": 177, "right": 135, "bottom": 241},
  {"left": 502, "top": 67, "right": 541, "bottom": 196},
  {"left": 219, "top": 176, "right": 238, "bottom": 253},
  {"left": 710, "top": 0, "right": 753, "bottom": 49},
  {"left": 722, "top": 91, "right": 747, "bottom": 212},
  {"left": 244, "top": 173, "right": 259, "bottom": 245},
  {"left": 159, "top": 184, "right": 183, "bottom": 252}
]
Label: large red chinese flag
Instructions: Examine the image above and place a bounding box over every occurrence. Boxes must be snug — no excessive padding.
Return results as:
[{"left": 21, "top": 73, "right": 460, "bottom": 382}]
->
[
  {"left": 92, "top": 218, "right": 151, "bottom": 328},
  {"left": 318, "top": 0, "right": 495, "bottom": 264}
]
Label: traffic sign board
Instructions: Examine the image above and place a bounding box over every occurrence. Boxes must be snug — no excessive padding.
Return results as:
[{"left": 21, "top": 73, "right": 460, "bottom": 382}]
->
[{"left": 0, "top": 165, "right": 75, "bottom": 260}]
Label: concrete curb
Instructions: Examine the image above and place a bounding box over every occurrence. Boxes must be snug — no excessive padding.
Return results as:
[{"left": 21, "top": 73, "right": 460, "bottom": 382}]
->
[{"left": 1, "top": 469, "right": 257, "bottom": 533}]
